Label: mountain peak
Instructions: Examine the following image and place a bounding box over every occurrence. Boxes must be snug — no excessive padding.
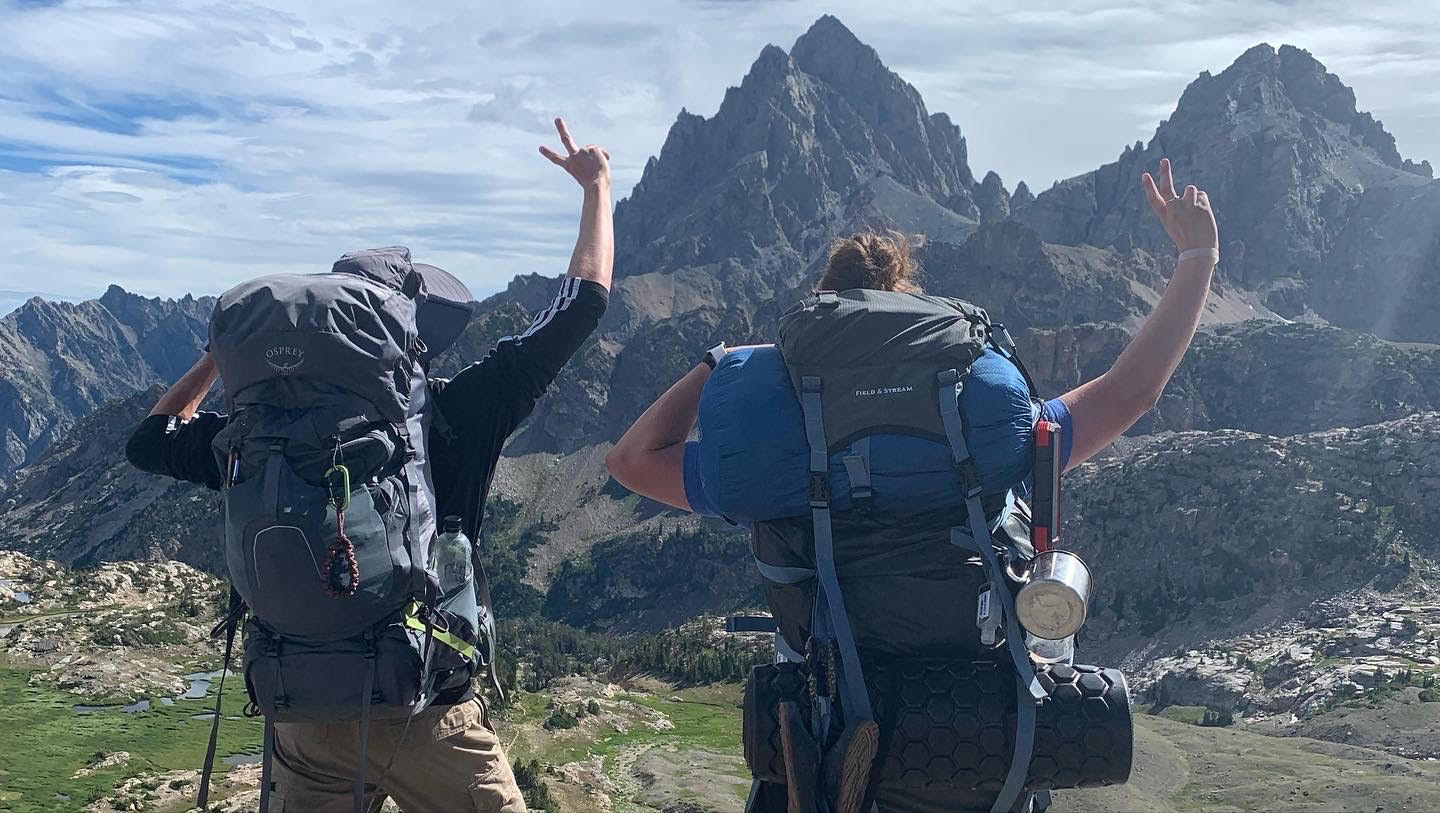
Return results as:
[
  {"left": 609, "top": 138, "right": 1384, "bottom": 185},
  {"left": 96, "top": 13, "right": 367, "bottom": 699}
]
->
[
  {"left": 1171, "top": 42, "right": 1406, "bottom": 169},
  {"left": 792, "top": 14, "right": 864, "bottom": 55},
  {"left": 612, "top": 16, "right": 981, "bottom": 278},
  {"left": 1010, "top": 180, "right": 1035, "bottom": 211},
  {"left": 974, "top": 171, "right": 1011, "bottom": 224},
  {"left": 749, "top": 42, "right": 793, "bottom": 78},
  {"left": 790, "top": 15, "right": 887, "bottom": 91},
  {"left": 1231, "top": 42, "right": 1278, "bottom": 69}
]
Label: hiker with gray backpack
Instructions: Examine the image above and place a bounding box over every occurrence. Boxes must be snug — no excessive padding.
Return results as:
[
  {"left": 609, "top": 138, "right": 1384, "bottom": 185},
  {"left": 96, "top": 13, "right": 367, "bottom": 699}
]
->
[
  {"left": 125, "top": 118, "right": 613, "bottom": 812},
  {"left": 606, "top": 159, "right": 1219, "bottom": 813}
]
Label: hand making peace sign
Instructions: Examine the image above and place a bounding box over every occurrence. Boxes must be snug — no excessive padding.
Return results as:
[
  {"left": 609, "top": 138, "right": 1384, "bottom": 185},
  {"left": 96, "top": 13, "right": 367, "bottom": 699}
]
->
[
  {"left": 1142, "top": 157, "right": 1218, "bottom": 257},
  {"left": 539, "top": 117, "right": 611, "bottom": 191}
]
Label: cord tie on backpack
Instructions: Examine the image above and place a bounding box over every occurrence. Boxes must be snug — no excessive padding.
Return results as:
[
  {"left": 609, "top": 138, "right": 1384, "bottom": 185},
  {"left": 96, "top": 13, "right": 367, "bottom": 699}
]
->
[
  {"left": 322, "top": 505, "right": 360, "bottom": 597},
  {"left": 322, "top": 461, "right": 360, "bottom": 597}
]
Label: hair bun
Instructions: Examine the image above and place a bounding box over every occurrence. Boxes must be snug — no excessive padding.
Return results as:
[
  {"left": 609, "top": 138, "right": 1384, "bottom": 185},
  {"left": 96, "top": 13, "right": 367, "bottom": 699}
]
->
[{"left": 818, "top": 230, "right": 922, "bottom": 293}]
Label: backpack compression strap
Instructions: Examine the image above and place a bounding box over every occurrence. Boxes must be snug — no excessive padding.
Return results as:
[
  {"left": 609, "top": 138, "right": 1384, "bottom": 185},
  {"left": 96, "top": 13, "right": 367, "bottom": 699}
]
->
[
  {"left": 936, "top": 369, "right": 1046, "bottom": 813},
  {"left": 197, "top": 590, "right": 246, "bottom": 810}
]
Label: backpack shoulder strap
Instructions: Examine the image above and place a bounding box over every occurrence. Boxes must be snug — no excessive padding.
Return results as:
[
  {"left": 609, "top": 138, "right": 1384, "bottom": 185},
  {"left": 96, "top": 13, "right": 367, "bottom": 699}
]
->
[{"left": 935, "top": 368, "right": 1044, "bottom": 813}]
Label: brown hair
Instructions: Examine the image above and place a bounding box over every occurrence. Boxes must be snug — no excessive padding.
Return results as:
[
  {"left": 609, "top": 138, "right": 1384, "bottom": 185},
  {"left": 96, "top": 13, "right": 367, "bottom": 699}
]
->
[{"left": 817, "top": 230, "right": 923, "bottom": 293}]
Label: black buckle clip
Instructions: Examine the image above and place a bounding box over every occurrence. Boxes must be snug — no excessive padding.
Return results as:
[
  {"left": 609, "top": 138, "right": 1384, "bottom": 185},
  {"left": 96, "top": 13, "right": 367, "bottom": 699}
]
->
[
  {"left": 955, "top": 458, "right": 984, "bottom": 499},
  {"left": 992, "top": 323, "right": 1018, "bottom": 354}
]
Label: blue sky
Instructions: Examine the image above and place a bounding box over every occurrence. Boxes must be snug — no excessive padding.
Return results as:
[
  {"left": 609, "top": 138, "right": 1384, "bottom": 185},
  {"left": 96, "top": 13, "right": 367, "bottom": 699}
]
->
[{"left": 1, "top": 0, "right": 1436, "bottom": 315}]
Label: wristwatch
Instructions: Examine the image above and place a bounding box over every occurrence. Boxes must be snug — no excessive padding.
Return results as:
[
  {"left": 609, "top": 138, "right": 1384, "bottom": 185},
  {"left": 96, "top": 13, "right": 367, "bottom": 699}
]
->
[{"left": 702, "top": 342, "right": 727, "bottom": 369}]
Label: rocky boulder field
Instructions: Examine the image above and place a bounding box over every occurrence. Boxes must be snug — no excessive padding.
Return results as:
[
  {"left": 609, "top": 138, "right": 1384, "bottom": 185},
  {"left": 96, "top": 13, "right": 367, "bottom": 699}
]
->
[{"left": 1, "top": 552, "right": 223, "bottom": 703}]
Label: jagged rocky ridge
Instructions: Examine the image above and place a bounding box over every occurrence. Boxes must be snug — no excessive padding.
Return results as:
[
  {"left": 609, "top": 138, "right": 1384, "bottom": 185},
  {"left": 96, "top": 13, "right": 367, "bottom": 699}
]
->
[
  {"left": 0, "top": 386, "right": 217, "bottom": 571},
  {"left": 1016, "top": 43, "right": 1440, "bottom": 341},
  {"left": 0, "top": 287, "right": 211, "bottom": 486}
]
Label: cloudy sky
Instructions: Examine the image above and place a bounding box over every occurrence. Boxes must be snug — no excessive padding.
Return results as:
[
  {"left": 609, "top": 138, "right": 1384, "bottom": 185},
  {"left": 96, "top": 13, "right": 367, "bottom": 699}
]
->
[{"left": 2, "top": 0, "right": 1435, "bottom": 315}]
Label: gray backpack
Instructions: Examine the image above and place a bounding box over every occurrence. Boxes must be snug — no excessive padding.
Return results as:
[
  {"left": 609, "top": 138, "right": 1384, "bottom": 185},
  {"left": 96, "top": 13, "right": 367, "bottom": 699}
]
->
[{"left": 198, "top": 247, "right": 480, "bottom": 812}]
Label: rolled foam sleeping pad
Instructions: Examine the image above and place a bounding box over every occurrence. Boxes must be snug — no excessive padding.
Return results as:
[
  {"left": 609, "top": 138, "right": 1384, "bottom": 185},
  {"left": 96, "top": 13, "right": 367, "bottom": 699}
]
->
[
  {"left": 743, "top": 659, "right": 1133, "bottom": 791},
  {"left": 696, "top": 345, "right": 1037, "bottom": 523}
]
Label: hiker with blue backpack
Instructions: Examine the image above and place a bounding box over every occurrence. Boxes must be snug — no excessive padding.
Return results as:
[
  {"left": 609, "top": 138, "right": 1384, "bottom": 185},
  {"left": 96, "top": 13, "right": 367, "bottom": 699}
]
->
[
  {"left": 125, "top": 118, "right": 613, "bottom": 812},
  {"left": 606, "top": 158, "right": 1219, "bottom": 813}
]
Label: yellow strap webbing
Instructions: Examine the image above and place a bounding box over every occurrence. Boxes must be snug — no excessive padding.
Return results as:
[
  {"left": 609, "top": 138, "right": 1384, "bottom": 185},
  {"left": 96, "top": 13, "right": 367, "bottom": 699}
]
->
[{"left": 404, "top": 602, "right": 477, "bottom": 661}]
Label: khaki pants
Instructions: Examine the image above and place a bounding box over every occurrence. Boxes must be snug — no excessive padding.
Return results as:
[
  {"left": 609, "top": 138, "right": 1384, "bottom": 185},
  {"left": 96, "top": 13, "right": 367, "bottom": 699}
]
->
[{"left": 270, "top": 697, "right": 526, "bottom": 812}]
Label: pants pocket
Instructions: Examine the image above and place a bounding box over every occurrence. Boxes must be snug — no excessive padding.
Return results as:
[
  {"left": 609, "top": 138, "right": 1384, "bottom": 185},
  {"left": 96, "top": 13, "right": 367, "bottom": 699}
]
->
[{"left": 468, "top": 762, "right": 525, "bottom": 813}]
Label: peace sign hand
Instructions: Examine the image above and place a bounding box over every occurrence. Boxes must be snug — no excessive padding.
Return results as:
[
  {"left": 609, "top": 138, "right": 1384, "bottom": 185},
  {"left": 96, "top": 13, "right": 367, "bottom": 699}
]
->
[
  {"left": 1142, "top": 158, "right": 1218, "bottom": 254},
  {"left": 539, "top": 117, "right": 611, "bottom": 191}
]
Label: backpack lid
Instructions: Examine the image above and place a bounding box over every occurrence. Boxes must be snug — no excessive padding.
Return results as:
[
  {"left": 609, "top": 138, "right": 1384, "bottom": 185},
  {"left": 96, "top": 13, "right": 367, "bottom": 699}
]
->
[
  {"left": 778, "top": 289, "right": 990, "bottom": 451},
  {"left": 331, "top": 246, "right": 475, "bottom": 362}
]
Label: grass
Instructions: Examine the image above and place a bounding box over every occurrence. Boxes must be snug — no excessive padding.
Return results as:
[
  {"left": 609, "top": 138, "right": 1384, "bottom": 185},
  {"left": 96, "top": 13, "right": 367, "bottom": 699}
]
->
[
  {"left": 627, "top": 685, "right": 744, "bottom": 754},
  {"left": 0, "top": 607, "right": 86, "bottom": 625},
  {"left": 1149, "top": 704, "right": 1208, "bottom": 725},
  {"left": 0, "top": 663, "right": 262, "bottom": 813}
]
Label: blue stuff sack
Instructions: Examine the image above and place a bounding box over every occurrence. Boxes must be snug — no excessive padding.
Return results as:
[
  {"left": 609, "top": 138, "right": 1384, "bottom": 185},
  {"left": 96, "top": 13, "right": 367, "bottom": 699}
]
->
[{"left": 695, "top": 345, "right": 1037, "bottom": 523}]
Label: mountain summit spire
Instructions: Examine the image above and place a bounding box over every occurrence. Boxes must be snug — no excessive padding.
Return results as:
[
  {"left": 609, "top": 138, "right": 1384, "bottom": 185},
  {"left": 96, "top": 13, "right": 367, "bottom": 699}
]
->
[{"left": 613, "top": 15, "right": 982, "bottom": 282}]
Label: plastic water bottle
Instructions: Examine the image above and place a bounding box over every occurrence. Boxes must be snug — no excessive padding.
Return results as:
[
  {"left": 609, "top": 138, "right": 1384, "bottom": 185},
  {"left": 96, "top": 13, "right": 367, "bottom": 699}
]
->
[{"left": 429, "top": 515, "right": 473, "bottom": 598}]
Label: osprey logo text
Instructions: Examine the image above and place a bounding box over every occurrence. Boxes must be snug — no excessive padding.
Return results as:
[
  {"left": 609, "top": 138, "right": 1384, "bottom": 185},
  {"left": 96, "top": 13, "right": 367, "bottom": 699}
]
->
[{"left": 265, "top": 345, "right": 306, "bottom": 375}]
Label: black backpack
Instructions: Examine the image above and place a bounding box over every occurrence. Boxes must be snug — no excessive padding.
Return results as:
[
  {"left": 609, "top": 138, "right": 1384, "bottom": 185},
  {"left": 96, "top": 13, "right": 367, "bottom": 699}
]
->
[{"left": 199, "top": 247, "right": 481, "bottom": 812}]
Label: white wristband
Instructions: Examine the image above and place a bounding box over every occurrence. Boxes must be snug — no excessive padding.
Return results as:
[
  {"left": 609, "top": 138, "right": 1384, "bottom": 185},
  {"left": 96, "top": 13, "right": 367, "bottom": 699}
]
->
[{"left": 1178, "top": 247, "right": 1219, "bottom": 265}]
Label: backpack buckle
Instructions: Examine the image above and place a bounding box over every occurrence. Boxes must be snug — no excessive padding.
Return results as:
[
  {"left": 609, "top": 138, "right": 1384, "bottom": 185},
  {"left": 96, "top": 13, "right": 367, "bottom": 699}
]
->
[
  {"left": 808, "top": 473, "right": 831, "bottom": 508},
  {"left": 991, "top": 323, "right": 1019, "bottom": 355},
  {"left": 955, "top": 458, "right": 984, "bottom": 498}
]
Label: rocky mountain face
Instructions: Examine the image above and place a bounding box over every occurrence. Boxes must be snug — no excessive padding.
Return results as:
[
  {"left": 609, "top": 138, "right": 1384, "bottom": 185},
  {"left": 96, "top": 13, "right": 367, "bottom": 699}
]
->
[
  {"left": 1021, "top": 319, "right": 1440, "bottom": 437},
  {"left": 1015, "top": 44, "right": 1440, "bottom": 341},
  {"left": 615, "top": 14, "right": 980, "bottom": 281},
  {"left": 0, "top": 286, "right": 211, "bottom": 487},
  {"left": 486, "top": 33, "right": 1440, "bottom": 456},
  {"left": 0, "top": 385, "right": 217, "bottom": 572},
  {"left": 1062, "top": 414, "right": 1440, "bottom": 755},
  {"left": 1069, "top": 414, "right": 1440, "bottom": 658}
]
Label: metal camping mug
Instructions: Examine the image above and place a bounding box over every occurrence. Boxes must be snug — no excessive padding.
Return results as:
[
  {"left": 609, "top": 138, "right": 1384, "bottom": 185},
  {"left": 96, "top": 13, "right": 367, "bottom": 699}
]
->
[{"left": 1016, "top": 549, "right": 1092, "bottom": 640}]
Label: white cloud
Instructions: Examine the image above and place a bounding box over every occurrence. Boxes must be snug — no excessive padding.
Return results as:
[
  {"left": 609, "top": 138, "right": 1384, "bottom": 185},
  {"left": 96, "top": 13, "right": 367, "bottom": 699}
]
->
[{"left": 0, "top": 0, "right": 1435, "bottom": 308}]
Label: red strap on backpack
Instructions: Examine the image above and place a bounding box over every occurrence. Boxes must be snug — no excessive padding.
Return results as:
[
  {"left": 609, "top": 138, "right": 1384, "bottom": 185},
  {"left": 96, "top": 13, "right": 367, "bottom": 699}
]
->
[{"left": 1031, "top": 421, "right": 1062, "bottom": 553}]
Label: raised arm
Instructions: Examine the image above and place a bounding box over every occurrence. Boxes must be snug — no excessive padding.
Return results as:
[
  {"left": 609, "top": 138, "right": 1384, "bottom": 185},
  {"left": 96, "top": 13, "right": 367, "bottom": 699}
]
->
[
  {"left": 605, "top": 362, "right": 713, "bottom": 511},
  {"left": 148, "top": 353, "right": 219, "bottom": 418},
  {"left": 1059, "top": 158, "right": 1219, "bottom": 469},
  {"left": 540, "top": 117, "right": 614, "bottom": 290}
]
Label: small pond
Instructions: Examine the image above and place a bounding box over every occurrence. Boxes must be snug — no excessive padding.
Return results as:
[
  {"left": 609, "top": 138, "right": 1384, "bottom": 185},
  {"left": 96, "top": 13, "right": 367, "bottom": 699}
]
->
[{"left": 74, "top": 699, "right": 151, "bottom": 714}]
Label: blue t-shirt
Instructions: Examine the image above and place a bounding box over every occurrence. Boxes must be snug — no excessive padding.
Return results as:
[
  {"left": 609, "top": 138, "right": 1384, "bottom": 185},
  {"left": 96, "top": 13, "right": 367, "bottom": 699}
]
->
[{"left": 683, "top": 397, "right": 1074, "bottom": 519}]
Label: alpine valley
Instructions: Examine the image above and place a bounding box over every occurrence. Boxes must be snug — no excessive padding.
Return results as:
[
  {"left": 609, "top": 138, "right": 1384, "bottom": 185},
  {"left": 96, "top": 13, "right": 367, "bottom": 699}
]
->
[{"left": 5, "top": 16, "right": 1440, "bottom": 813}]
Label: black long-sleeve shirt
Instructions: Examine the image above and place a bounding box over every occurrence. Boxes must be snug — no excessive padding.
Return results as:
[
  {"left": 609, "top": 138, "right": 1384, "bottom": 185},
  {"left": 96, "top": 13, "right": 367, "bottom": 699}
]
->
[{"left": 125, "top": 277, "right": 607, "bottom": 701}]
